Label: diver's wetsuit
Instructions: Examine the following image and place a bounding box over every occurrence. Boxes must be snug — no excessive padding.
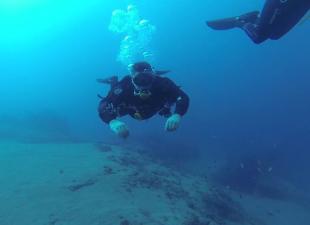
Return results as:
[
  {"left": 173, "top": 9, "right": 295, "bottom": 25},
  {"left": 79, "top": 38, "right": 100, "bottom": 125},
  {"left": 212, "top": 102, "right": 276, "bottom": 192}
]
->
[
  {"left": 243, "top": 0, "right": 310, "bottom": 43},
  {"left": 98, "top": 76, "right": 189, "bottom": 124}
]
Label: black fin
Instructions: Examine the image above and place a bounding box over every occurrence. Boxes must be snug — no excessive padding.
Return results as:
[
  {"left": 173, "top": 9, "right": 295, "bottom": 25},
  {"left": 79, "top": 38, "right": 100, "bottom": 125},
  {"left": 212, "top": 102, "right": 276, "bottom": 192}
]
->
[
  {"left": 207, "top": 17, "right": 240, "bottom": 30},
  {"left": 155, "top": 70, "right": 171, "bottom": 76},
  {"left": 97, "top": 94, "right": 104, "bottom": 99},
  {"left": 238, "top": 11, "right": 259, "bottom": 24},
  {"left": 96, "top": 76, "right": 118, "bottom": 87},
  {"left": 206, "top": 11, "right": 259, "bottom": 30}
]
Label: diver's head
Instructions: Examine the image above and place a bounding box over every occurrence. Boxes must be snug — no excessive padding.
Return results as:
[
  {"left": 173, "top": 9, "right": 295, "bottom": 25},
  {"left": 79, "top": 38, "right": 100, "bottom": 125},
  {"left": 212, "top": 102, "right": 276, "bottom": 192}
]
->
[{"left": 129, "top": 61, "right": 155, "bottom": 99}]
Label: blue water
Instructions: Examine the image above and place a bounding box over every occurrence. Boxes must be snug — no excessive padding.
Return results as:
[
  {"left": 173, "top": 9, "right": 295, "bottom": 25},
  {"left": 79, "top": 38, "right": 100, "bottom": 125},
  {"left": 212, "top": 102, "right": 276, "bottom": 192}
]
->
[{"left": 0, "top": 0, "right": 309, "bottom": 220}]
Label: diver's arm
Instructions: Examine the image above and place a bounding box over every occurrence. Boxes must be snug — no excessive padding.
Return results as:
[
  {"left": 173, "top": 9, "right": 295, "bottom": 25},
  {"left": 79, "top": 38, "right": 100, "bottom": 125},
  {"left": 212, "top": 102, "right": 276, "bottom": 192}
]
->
[
  {"left": 163, "top": 78, "right": 189, "bottom": 116},
  {"left": 174, "top": 89, "right": 190, "bottom": 116},
  {"left": 98, "top": 95, "right": 129, "bottom": 138},
  {"left": 98, "top": 96, "right": 118, "bottom": 124},
  {"left": 98, "top": 80, "right": 131, "bottom": 138},
  {"left": 164, "top": 87, "right": 189, "bottom": 132},
  {"left": 162, "top": 78, "right": 190, "bottom": 132},
  {"left": 98, "top": 76, "right": 132, "bottom": 124}
]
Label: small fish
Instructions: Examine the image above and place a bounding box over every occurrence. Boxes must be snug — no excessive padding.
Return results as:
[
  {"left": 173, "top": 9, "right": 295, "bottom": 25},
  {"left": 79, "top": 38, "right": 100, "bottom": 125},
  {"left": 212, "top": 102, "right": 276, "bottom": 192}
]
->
[{"left": 268, "top": 167, "right": 273, "bottom": 173}]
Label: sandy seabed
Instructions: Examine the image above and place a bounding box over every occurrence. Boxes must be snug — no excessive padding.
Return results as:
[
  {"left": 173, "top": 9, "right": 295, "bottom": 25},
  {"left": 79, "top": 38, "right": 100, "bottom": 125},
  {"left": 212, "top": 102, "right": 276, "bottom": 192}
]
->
[{"left": 0, "top": 140, "right": 309, "bottom": 225}]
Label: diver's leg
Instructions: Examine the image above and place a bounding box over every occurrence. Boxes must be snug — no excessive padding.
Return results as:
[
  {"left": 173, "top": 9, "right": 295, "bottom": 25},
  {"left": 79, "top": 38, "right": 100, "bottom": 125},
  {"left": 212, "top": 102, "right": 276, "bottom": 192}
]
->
[
  {"left": 206, "top": 0, "right": 309, "bottom": 44},
  {"left": 240, "top": 0, "right": 284, "bottom": 44},
  {"left": 206, "top": 7, "right": 268, "bottom": 44},
  {"left": 240, "top": 24, "right": 268, "bottom": 44},
  {"left": 270, "top": 1, "right": 310, "bottom": 39},
  {"left": 245, "top": 0, "right": 310, "bottom": 43}
]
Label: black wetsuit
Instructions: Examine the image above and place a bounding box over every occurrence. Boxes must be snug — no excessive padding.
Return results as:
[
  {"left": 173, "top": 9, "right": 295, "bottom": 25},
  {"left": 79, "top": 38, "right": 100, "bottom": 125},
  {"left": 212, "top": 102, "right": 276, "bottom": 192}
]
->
[
  {"left": 98, "top": 76, "right": 189, "bottom": 124},
  {"left": 244, "top": 0, "right": 310, "bottom": 43}
]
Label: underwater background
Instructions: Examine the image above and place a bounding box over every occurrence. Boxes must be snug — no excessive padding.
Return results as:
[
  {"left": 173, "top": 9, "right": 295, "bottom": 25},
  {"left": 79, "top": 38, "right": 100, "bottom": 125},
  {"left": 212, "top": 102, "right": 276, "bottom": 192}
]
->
[{"left": 0, "top": 0, "right": 309, "bottom": 224}]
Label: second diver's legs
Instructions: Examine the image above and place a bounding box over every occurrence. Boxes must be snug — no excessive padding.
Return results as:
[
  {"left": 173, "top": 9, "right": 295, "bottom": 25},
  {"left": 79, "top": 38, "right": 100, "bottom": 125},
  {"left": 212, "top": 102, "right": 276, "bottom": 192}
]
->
[
  {"left": 241, "top": 0, "right": 285, "bottom": 44},
  {"left": 242, "top": 0, "right": 310, "bottom": 43},
  {"left": 269, "top": 0, "right": 310, "bottom": 39},
  {"left": 206, "top": 0, "right": 310, "bottom": 44},
  {"left": 206, "top": 0, "right": 281, "bottom": 44}
]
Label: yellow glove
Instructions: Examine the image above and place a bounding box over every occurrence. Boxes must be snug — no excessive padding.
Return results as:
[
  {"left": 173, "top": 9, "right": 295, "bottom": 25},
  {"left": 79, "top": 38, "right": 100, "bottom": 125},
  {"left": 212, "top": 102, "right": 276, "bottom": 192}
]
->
[
  {"left": 109, "top": 119, "right": 129, "bottom": 138},
  {"left": 165, "top": 114, "right": 181, "bottom": 132}
]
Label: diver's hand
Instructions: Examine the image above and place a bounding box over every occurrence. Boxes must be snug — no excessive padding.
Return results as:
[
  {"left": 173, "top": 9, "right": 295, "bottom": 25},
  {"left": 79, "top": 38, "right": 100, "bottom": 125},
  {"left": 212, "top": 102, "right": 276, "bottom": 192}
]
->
[
  {"left": 109, "top": 119, "right": 129, "bottom": 138},
  {"left": 165, "top": 114, "right": 181, "bottom": 132}
]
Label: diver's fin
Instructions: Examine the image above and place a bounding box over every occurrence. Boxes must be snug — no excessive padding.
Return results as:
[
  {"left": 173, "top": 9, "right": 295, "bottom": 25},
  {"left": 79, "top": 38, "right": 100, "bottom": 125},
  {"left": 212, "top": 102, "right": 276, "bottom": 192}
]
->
[
  {"left": 155, "top": 70, "right": 170, "bottom": 76},
  {"left": 97, "top": 94, "right": 104, "bottom": 99},
  {"left": 206, "top": 11, "right": 259, "bottom": 30},
  {"left": 96, "top": 76, "right": 118, "bottom": 87}
]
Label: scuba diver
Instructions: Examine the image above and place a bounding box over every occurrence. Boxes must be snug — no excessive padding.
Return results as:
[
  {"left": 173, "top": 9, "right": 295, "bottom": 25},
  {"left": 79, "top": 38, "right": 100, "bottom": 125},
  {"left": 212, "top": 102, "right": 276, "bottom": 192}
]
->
[
  {"left": 97, "top": 61, "right": 190, "bottom": 138},
  {"left": 206, "top": 0, "right": 310, "bottom": 44}
]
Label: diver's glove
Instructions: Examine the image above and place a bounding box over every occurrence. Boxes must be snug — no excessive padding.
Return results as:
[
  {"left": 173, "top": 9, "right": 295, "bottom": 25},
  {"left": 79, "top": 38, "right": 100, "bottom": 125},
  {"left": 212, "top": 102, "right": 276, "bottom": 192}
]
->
[
  {"left": 165, "top": 113, "right": 181, "bottom": 132},
  {"left": 109, "top": 119, "right": 129, "bottom": 138}
]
